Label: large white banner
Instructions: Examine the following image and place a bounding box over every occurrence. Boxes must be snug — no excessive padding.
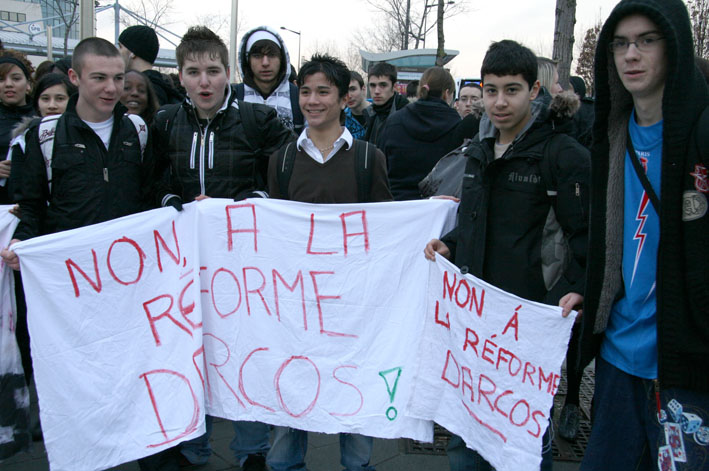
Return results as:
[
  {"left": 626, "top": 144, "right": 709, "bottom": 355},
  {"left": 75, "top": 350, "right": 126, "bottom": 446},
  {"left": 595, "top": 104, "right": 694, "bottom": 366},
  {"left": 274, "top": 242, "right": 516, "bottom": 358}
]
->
[
  {"left": 0, "top": 206, "right": 27, "bottom": 461},
  {"left": 408, "top": 257, "right": 576, "bottom": 471},
  {"left": 13, "top": 199, "right": 458, "bottom": 471},
  {"left": 14, "top": 204, "right": 204, "bottom": 471}
]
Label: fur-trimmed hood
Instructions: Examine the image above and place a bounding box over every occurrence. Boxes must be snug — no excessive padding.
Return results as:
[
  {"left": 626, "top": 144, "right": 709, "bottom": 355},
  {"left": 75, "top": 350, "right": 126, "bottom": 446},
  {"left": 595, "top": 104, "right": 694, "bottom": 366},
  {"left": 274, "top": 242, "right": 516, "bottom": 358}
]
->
[{"left": 12, "top": 115, "right": 37, "bottom": 139}]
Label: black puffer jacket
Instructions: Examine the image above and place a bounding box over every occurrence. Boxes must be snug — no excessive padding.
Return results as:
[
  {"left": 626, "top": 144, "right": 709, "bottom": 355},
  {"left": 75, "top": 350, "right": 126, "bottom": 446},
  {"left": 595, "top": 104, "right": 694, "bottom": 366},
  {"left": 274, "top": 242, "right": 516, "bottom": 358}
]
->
[
  {"left": 381, "top": 97, "right": 462, "bottom": 200},
  {"left": 14, "top": 95, "right": 150, "bottom": 240},
  {"left": 151, "top": 85, "right": 293, "bottom": 204},
  {"left": 444, "top": 91, "right": 590, "bottom": 304}
]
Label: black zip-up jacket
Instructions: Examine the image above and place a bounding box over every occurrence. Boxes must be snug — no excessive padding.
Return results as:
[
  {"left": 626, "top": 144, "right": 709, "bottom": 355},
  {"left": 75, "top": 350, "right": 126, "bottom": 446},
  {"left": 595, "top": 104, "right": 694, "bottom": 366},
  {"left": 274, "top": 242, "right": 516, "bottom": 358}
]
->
[
  {"left": 584, "top": 0, "right": 709, "bottom": 392},
  {"left": 443, "top": 92, "right": 590, "bottom": 304},
  {"left": 14, "top": 95, "right": 151, "bottom": 240},
  {"left": 151, "top": 85, "right": 292, "bottom": 205}
]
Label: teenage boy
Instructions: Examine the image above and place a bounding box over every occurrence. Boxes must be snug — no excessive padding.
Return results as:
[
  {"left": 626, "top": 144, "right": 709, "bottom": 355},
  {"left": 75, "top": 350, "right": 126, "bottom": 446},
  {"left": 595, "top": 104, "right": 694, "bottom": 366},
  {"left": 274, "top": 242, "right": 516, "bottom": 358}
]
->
[
  {"left": 0, "top": 36, "right": 166, "bottom": 470},
  {"left": 424, "top": 40, "right": 590, "bottom": 471},
  {"left": 580, "top": 0, "right": 709, "bottom": 469},
  {"left": 364, "top": 62, "right": 408, "bottom": 147},
  {"left": 235, "top": 26, "right": 304, "bottom": 133},
  {"left": 118, "top": 24, "right": 183, "bottom": 105},
  {"left": 266, "top": 54, "right": 391, "bottom": 471},
  {"left": 344, "top": 70, "right": 370, "bottom": 139},
  {"left": 151, "top": 26, "right": 291, "bottom": 471},
  {"left": 455, "top": 82, "right": 482, "bottom": 118}
]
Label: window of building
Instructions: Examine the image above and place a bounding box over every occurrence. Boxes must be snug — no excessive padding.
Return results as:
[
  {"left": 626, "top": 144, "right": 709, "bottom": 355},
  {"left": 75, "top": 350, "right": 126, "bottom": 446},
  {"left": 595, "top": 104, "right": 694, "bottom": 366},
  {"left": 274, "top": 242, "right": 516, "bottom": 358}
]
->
[{"left": 0, "top": 11, "right": 27, "bottom": 22}]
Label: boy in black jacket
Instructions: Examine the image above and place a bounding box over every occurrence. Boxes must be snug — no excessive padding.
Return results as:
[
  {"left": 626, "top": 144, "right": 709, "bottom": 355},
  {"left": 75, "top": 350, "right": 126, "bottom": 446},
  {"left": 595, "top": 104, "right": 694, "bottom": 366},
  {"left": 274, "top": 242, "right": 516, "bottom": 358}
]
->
[{"left": 424, "top": 40, "right": 590, "bottom": 471}]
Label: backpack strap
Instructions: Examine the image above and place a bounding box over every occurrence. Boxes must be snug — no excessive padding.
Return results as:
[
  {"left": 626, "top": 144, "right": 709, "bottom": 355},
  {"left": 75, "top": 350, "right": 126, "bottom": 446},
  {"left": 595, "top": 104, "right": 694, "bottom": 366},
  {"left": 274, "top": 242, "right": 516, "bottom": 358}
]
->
[
  {"left": 237, "top": 99, "right": 265, "bottom": 154},
  {"left": 234, "top": 83, "right": 245, "bottom": 101},
  {"left": 289, "top": 82, "right": 304, "bottom": 127},
  {"left": 38, "top": 114, "right": 61, "bottom": 191},
  {"left": 125, "top": 113, "right": 148, "bottom": 159},
  {"left": 353, "top": 139, "right": 375, "bottom": 203},
  {"left": 276, "top": 141, "right": 298, "bottom": 199},
  {"left": 540, "top": 132, "right": 565, "bottom": 203}
]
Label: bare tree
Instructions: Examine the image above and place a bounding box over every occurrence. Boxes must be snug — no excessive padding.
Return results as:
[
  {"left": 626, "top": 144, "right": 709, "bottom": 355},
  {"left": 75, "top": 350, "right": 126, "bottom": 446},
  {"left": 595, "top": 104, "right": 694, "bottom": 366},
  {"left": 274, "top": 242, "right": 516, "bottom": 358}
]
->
[
  {"left": 688, "top": 0, "right": 709, "bottom": 58},
  {"left": 351, "top": 17, "right": 402, "bottom": 53},
  {"left": 435, "top": 0, "right": 444, "bottom": 66},
  {"left": 364, "top": 0, "right": 467, "bottom": 51},
  {"left": 119, "top": 0, "right": 174, "bottom": 29},
  {"left": 40, "top": 0, "right": 79, "bottom": 56},
  {"left": 575, "top": 20, "right": 601, "bottom": 95},
  {"left": 552, "top": 0, "right": 577, "bottom": 89}
]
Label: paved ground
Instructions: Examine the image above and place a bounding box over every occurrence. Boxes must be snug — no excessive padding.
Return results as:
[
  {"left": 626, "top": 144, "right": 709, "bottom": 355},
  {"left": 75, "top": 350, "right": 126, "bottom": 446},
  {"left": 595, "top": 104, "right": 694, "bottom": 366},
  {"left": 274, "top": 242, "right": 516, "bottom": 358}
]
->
[{"left": 3, "top": 418, "right": 581, "bottom": 471}]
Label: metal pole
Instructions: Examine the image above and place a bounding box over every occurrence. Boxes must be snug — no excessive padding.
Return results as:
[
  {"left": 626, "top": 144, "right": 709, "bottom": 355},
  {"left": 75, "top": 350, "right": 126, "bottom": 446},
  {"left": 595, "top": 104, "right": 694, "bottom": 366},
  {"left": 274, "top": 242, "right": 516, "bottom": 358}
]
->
[
  {"left": 114, "top": 0, "right": 120, "bottom": 46},
  {"left": 297, "top": 33, "right": 301, "bottom": 71},
  {"left": 47, "top": 25, "right": 53, "bottom": 61},
  {"left": 80, "top": 0, "right": 95, "bottom": 39},
  {"left": 229, "top": 0, "right": 238, "bottom": 82}
]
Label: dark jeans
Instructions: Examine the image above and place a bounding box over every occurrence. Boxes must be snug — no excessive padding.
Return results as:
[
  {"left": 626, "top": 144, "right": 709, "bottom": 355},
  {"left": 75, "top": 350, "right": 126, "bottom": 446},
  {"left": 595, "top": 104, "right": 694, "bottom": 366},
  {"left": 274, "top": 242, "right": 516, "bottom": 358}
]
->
[
  {"left": 581, "top": 357, "right": 709, "bottom": 471},
  {"left": 447, "top": 421, "right": 554, "bottom": 471}
]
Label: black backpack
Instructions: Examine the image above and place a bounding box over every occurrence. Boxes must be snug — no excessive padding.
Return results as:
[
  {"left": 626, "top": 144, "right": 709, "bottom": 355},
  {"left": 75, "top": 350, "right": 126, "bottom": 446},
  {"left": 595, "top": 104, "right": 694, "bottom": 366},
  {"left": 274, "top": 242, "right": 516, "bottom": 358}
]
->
[{"left": 275, "top": 139, "right": 375, "bottom": 203}]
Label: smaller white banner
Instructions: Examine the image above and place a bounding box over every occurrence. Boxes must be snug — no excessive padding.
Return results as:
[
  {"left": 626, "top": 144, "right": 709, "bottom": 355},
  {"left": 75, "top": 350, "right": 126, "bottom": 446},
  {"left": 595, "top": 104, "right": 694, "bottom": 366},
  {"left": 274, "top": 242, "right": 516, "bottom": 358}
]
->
[{"left": 408, "top": 257, "right": 576, "bottom": 471}]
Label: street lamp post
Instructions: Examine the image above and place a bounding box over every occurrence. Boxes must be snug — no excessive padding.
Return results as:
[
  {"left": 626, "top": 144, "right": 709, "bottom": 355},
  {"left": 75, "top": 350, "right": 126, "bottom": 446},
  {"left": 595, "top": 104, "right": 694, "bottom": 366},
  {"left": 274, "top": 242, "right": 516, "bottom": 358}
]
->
[{"left": 280, "top": 26, "right": 301, "bottom": 71}]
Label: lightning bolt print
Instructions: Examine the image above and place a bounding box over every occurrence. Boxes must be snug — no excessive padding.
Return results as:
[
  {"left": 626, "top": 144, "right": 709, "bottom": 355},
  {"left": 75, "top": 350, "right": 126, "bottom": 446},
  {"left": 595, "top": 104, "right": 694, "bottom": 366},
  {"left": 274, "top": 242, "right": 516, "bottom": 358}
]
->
[
  {"left": 630, "top": 156, "right": 650, "bottom": 288},
  {"left": 631, "top": 192, "right": 649, "bottom": 286}
]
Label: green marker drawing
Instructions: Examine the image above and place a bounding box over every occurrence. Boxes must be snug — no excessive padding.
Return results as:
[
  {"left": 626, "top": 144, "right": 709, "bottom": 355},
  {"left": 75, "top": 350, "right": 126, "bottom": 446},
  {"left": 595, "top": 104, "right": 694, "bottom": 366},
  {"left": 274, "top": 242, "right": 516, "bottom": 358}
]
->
[
  {"left": 379, "top": 367, "right": 402, "bottom": 421},
  {"left": 379, "top": 367, "right": 403, "bottom": 402}
]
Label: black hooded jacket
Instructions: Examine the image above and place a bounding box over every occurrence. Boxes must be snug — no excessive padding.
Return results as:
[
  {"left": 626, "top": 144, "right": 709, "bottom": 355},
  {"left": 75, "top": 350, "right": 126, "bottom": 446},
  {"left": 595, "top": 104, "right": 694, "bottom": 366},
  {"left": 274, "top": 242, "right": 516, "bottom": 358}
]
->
[
  {"left": 381, "top": 97, "right": 462, "bottom": 200},
  {"left": 583, "top": 0, "right": 709, "bottom": 392}
]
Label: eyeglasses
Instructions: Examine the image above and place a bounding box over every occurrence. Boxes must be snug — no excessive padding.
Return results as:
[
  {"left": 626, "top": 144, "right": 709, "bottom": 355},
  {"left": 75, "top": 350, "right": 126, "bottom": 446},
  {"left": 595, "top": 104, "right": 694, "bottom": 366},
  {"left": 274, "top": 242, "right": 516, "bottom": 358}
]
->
[{"left": 609, "top": 36, "right": 665, "bottom": 54}]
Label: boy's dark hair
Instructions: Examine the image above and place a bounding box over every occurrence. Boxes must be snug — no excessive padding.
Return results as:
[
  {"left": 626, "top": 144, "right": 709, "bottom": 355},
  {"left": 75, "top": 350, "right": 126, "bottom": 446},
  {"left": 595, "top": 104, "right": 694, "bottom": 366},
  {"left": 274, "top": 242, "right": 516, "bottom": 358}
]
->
[
  {"left": 350, "top": 70, "right": 364, "bottom": 88},
  {"left": 72, "top": 37, "right": 121, "bottom": 76},
  {"left": 406, "top": 80, "right": 419, "bottom": 98},
  {"left": 368, "top": 62, "right": 397, "bottom": 84},
  {"left": 480, "top": 40, "right": 537, "bottom": 89},
  {"left": 249, "top": 40, "right": 281, "bottom": 59},
  {"left": 32, "top": 72, "right": 77, "bottom": 114},
  {"left": 297, "top": 53, "right": 350, "bottom": 99},
  {"left": 460, "top": 82, "right": 482, "bottom": 94},
  {"left": 176, "top": 26, "right": 228, "bottom": 71}
]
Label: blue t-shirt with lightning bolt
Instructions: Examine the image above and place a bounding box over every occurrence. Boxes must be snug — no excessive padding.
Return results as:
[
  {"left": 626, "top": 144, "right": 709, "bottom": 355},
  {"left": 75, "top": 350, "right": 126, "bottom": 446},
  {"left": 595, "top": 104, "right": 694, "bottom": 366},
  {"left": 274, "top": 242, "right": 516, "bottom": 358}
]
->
[{"left": 601, "top": 110, "right": 662, "bottom": 379}]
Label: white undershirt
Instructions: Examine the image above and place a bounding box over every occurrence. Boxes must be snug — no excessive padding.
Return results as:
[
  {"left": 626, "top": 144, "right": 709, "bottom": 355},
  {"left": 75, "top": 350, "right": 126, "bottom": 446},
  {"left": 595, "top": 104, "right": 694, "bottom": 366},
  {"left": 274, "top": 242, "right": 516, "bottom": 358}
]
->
[
  {"left": 494, "top": 140, "right": 511, "bottom": 159},
  {"left": 296, "top": 127, "right": 353, "bottom": 163},
  {"left": 84, "top": 116, "right": 114, "bottom": 150}
]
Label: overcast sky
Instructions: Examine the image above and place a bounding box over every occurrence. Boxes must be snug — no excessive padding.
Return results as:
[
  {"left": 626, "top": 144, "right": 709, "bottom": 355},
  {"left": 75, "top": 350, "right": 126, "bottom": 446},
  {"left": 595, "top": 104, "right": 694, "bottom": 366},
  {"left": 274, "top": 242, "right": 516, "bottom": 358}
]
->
[{"left": 97, "top": 0, "right": 623, "bottom": 77}]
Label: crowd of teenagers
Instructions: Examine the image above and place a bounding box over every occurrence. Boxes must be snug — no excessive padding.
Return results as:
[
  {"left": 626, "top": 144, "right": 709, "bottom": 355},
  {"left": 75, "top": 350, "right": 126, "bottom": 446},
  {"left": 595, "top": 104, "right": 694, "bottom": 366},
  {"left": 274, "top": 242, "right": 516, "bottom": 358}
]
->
[{"left": 0, "top": 0, "right": 707, "bottom": 469}]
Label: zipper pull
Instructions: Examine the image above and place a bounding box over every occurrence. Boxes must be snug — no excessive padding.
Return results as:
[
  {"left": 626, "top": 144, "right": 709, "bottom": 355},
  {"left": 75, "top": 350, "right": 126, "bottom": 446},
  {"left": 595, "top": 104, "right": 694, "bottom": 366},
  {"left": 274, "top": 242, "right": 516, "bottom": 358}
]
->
[
  {"left": 575, "top": 182, "right": 580, "bottom": 197},
  {"left": 103, "top": 168, "right": 109, "bottom": 182}
]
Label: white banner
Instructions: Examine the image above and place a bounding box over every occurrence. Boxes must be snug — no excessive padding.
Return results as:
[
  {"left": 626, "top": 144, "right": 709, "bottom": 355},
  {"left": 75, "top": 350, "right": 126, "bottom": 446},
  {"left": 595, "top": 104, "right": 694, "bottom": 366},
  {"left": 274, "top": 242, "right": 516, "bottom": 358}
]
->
[
  {"left": 13, "top": 199, "right": 458, "bottom": 471},
  {"left": 408, "top": 257, "right": 576, "bottom": 471},
  {"left": 0, "top": 206, "right": 26, "bottom": 461},
  {"left": 14, "top": 204, "right": 205, "bottom": 471}
]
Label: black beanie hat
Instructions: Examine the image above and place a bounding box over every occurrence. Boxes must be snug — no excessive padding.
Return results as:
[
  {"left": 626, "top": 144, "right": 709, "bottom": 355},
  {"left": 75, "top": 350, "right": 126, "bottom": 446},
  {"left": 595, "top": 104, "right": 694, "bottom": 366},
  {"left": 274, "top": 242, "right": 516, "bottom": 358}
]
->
[{"left": 119, "top": 25, "right": 159, "bottom": 64}]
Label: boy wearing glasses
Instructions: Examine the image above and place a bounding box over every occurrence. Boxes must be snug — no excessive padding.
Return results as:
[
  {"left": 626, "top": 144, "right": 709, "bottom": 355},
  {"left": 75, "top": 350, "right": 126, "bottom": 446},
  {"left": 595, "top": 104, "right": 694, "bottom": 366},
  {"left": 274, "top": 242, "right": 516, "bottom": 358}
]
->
[
  {"left": 581, "top": 0, "right": 709, "bottom": 469},
  {"left": 235, "top": 26, "right": 304, "bottom": 133}
]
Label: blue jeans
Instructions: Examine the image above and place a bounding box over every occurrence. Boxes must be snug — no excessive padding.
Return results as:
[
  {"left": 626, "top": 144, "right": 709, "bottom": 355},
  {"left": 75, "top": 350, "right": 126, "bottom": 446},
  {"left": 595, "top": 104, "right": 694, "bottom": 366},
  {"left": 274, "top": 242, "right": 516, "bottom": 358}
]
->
[
  {"left": 180, "top": 415, "right": 213, "bottom": 465},
  {"left": 230, "top": 420, "right": 271, "bottom": 465},
  {"left": 180, "top": 417, "right": 270, "bottom": 466},
  {"left": 268, "top": 426, "right": 375, "bottom": 471},
  {"left": 581, "top": 357, "right": 709, "bottom": 471},
  {"left": 447, "top": 420, "right": 553, "bottom": 471}
]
